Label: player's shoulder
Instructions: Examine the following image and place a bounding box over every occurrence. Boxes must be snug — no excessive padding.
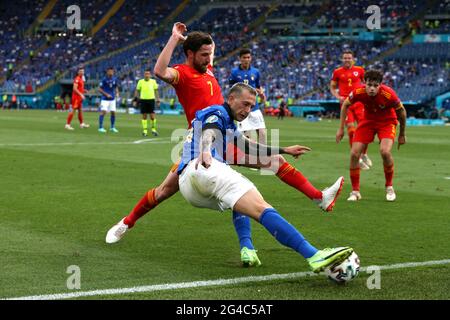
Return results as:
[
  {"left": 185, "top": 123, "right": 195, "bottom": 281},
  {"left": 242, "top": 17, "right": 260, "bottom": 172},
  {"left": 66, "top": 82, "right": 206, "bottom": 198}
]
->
[
  {"left": 333, "top": 66, "right": 344, "bottom": 73},
  {"left": 380, "top": 84, "right": 398, "bottom": 98},
  {"left": 353, "top": 65, "right": 365, "bottom": 71}
]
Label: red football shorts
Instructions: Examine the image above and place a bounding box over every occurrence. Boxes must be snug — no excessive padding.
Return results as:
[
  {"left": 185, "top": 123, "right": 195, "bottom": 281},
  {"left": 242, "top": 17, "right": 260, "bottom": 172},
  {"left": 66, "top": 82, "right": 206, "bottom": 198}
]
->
[
  {"left": 345, "top": 101, "right": 365, "bottom": 125},
  {"left": 354, "top": 120, "right": 397, "bottom": 144},
  {"left": 72, "top": 97, "right": 82, "bottom": 109}
]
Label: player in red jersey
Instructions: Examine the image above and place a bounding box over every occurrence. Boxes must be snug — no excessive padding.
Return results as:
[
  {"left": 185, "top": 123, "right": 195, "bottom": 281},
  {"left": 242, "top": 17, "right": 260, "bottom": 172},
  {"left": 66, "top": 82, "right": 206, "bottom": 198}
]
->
[
  {"left": 65, "top": 67, "right": 90, "bottom": 130},
  {"left": 336, "top": 70, "right": 407, "bottom": 202},
  {"left": 106, "top": 23, "right": 344, "bottom": 267},
  {"left": 330, "top": 50, "right": 371, "bottom": 170}
]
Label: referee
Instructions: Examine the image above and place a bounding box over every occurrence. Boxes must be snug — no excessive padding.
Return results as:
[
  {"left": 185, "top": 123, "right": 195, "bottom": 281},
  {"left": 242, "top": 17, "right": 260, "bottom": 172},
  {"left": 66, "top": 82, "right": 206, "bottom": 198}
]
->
[{"left": 135, "top": 69, "right": 160, "bottom": 136}]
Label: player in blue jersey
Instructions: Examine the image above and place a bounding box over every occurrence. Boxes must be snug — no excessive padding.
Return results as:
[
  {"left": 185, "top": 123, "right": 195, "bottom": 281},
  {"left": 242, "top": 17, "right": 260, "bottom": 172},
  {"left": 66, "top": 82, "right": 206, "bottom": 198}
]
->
[
  {"left": 177, "top": 82, "right": 354, "bottom": 273},
  {"left": 98, "top": 67, "right": 120, "bottom": 133},
  {"left": 229, "top": 48, "right": 267, "bottom": 144}
]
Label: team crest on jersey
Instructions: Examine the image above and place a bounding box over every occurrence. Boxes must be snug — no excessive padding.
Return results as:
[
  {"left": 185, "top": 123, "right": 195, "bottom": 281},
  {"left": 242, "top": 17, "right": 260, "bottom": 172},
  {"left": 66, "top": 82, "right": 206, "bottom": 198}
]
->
[
  {"left": 205, "top": 115, "right": 219, "bottom": 124},
  {"left": 353, "top": 72, "right": 359, "bottom": 77}
]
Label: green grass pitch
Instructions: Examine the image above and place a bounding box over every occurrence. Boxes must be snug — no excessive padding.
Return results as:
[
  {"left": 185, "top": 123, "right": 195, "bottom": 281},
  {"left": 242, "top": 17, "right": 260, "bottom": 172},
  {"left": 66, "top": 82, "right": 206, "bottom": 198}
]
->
[{"left": 0, "top": 110, "right": 449, "bottom": 299}]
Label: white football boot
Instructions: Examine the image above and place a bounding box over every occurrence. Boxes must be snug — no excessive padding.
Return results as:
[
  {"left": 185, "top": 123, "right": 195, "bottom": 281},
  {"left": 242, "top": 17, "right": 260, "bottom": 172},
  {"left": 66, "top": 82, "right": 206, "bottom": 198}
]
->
[
  {"left": 359, "top": 158, "right": 370, "bottom": 170},
  {"left": 64, "top": 124, "right": 74, "bottom": 130},
  {"left": 386, "top": 186, "right": 396, "bottom": 201},
  {"left": 361, "top": 154, "right": 373, "bottom": 167},
  {"left": 106, "top": 218, "right": 129, "bottom": 244},
  {"left": 80, "top": 122, "right": 90, "bottom": 128},
  {"left": 347, "top": 191, "right": 362, "bottom": 201},
  {"left": 318, "top": 176, "right": 344, "bottom": 212}
]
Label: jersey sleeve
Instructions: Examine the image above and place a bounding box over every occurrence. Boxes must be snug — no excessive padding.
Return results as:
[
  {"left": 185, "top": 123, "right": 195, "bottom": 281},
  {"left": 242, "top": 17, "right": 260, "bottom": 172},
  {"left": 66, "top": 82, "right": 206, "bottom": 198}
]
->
[
  {"left": 153, "top": 79, "right": 159, "bottom": 90},
  {"left": 136, "top": 80, "right": 141, "bottom": 91},
  {"left": 387, "top": 89, "right": 401, "bottom": 109},
  {"left": 171, "top": 65, "right": 185, "bottom": 88},
  {"left": 203, "top": 112, "right": 225, "bottom": 131},
  {"left": 100, "top": 79, "right": 106, "bottom": 90},
  {"left": 331, "top": 69, "right": 339, "bottom": 82},
  {"left": 255, "top": 69, "right": 261, "bottom": 89},
  {"left": 348, "top": 88, "right": 363, "bottom": 104},
  {"left": 229, "top": 69, "right": 237, "bottom": 86},
  {"left": 359, "top": 68, "right": 365, "bottom": 82}
]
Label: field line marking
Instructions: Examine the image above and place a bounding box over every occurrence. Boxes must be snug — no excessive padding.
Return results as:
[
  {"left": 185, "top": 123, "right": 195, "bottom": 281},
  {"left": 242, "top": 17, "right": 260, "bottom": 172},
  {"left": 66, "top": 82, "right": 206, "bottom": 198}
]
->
[
  {"left": 0, "top": 138, "right": 172, "bottom": 147},
  {"left": 3, "top": 258, "right": 450, "bottom": 300}
]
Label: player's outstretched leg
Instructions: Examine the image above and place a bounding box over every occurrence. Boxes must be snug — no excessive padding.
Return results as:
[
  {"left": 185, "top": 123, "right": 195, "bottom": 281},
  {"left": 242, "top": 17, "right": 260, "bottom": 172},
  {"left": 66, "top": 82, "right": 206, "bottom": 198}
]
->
[
  {"left": 98, "top": 111, "right": 107, "bottom": 133},
  {"left": 232, "top": 211, "right": 261, "bottom": 267},
  {"left": 259, "top": 155, "right": 344, "bottom": 212},
  {"left": 233, "top": 189, "right": 353, "bottom": 273},
  {"left": 106, "top": 166, "right": 180, "bottom": 244}
]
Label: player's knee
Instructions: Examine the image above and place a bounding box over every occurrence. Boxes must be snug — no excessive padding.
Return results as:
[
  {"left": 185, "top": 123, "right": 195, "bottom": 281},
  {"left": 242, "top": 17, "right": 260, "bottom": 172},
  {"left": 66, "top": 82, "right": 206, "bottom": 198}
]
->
[
  {"left": 350, "top": 148, "right": 362, "bottom": 160},
  {"left": 380, "top": 148, "right": 391, "bottom": 160},
  {"left": 155, "top": 183, "right": 178, "bottom": 202}
]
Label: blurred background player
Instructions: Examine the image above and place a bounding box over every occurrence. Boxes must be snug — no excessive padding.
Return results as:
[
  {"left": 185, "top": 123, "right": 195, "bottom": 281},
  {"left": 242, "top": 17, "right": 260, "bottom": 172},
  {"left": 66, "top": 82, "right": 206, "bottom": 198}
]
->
[
  {"left": 98, "top": 67, "right": 120, "bottom": 133},
  {"left": 135, "top": 69, "right": 160, "bottom": 136},
  {"left": 229, "top": 48, "right": 267, "bottom": 144},
  {"left": 65, "top": 67, "right": 90, "bottom": 130},
  {"left": 336, "top": 70, "right": 407, "bottom": 202},
  {"left": 330, "top": 50, "right": 371, "bottom": 170}
]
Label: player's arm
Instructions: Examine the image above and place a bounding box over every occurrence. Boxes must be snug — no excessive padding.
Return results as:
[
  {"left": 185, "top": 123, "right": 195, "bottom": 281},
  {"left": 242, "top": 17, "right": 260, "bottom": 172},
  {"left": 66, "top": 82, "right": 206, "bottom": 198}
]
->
[
  {"left": 154, "top": 22, "right": 187, "bottom": 84},
  {"left": 98, "top": 86, "right": 112, "bottom": 99},
  {"left": 336, "top": 98, "right": 351, "bottom": 143},
  {"left": 329, "top": 80, "right": 342, "bottom": 102},
  {"left": 234, "top": 133, "right": 310, "bottom": 159},
  {"left": 195, "top": 126, "right": 217, "bottom": 169},
  {"left": 155, "top": 87, "right": 160, "bottom": 106},
  {"left": 255, "top": 71, "right": 266, "bottom": 104},
  {"left": 73, "top": 82, "right": 85, "bottom": 100},
  {"left": 395, "top": 102, "right": 407, "bottom": 149}
]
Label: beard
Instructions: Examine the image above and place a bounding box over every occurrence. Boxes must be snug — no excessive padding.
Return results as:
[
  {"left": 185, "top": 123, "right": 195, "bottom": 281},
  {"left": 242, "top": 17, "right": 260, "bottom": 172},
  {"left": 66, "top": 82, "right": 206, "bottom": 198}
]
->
[{"left": 193, "top": 61, "right": 208, "bottom": 73}]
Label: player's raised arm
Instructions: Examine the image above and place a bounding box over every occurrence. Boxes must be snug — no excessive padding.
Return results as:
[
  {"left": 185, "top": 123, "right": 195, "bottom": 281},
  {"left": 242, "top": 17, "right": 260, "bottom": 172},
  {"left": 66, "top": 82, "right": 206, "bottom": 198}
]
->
[
  {"left": 235, "top": 133, "right": 310, "bottom": 159},
  {"left": 395, "top": 102, "right": 407, "bottom": 149},
  {"left": 154, "top": 22, "right": 187, "bottom": 84},
  {"left": 336, "top": 98, "right": 351, "bottom": 143}
]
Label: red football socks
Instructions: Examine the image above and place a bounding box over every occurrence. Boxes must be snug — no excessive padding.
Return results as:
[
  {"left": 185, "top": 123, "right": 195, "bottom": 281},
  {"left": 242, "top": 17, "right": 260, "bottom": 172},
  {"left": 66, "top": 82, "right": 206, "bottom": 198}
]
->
[
  {"left": 276, "top": 162, "right": 322, "bottom": 200},
  {"left": 124, "top": 188, "right": 158, "bottom": 228},
  {"left": 350, "top": 167, "right": 361, "bottom": 191},
  {"left": 384, "top": 164, "right": 394, "bottom": 187}
]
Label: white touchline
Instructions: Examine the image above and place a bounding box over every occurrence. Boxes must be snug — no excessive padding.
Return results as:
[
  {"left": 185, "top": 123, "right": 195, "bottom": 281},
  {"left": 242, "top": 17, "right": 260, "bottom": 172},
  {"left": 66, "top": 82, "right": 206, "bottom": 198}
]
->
[
  {"left": 0, "top": 138, "right": 172, "bottom": 147},
  {"left": 3, "top": 259, "right": 450, "bottom": 300}
]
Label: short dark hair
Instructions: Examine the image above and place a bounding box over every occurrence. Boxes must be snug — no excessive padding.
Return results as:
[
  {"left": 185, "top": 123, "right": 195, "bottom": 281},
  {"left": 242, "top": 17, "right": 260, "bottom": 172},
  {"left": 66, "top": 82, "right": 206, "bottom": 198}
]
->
[
  {"left": 342, "top": 49, "right": 354, "bottom": 57},
  {"left": 183, "top": 31, "right": 213, "bottom": 56},
  {"left": 364, "top": 69, "right": 384, "bottom": 83},
  {"left": 144, "top": 69, "right": 151, "bottom": 73},
  {"left": 239, "top": 48, "right": 251, "bottom": 57},
  {"left": 229, "top": 82, "right": 257, "bottom": 97},
  {"left": 107, "top": 67, "right": 114, "bottom": 70}
]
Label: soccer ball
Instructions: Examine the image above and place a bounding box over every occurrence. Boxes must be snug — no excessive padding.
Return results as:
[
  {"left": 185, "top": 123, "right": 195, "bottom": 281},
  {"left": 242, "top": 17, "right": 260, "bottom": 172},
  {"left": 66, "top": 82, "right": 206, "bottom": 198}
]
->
[{"left": 325, "top": 252, "right": 360, "bottom": 284}]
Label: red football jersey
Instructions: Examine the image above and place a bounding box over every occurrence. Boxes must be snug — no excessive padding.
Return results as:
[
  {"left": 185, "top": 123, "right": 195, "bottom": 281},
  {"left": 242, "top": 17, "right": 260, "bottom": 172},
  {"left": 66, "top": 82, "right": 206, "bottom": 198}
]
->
[
  {"left": 172, "top": 64, "right": 224, "bottom": 127},
  {"left": 72, "top": 75, "right": 85, "bottom": 100},
  {"left": 348, "top": 84, "right": 401, "bottom": 122},
  {"left": 332, "top": 65, "right": 365, "bottom": 98}
]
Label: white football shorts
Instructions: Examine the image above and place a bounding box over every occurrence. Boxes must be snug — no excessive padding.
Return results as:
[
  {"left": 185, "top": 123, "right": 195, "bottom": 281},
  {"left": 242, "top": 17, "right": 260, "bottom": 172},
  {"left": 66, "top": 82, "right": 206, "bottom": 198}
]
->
[
  {"left": 179, "top": 158, "right": 256, "bottom": 212},
  {"left": 100, "top": 99, "right": 117, "bottom": 112},
  {"left": 237, "top": 109, "right": 266, "bottom": 132}
]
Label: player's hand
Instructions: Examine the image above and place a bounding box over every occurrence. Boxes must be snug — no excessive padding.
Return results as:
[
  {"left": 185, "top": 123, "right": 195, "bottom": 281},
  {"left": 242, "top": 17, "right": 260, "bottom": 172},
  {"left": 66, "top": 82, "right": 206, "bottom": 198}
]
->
[
  {"left": 336, "top": 127, "right": 345, "bottom": 143},
  {"left": 107, "top": 94, "right": 112, "bottom": 99},
  {"left": 156, "top": 100, "right": 161, "bottom": 106},
  {"left": 398, "top": 135, "right": 406, "bottom": 150},
  {"left": 80, "top": 94, "right": 85, "bottom": 100},
  {"left": 338, "top": 96, "right": 345, "bottom": 103},
  {"left": 284, "top": 145, "right": 311, "bottom": 159},
  {"left": 172, "top": 22, "right": 187, "bottom": 42},
  {"left": 195, "top": 152, "right": 212, "bottom": 169}
]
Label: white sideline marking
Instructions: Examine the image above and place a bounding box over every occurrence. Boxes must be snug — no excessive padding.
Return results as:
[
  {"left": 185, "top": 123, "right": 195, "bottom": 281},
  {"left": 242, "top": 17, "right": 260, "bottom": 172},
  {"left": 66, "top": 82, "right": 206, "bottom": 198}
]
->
[
  {"left": 3, "top": 259, "right": 450, "bottom": 300},
  {"left": 0, "top": 138, "right": 171, "bottom": 147}
]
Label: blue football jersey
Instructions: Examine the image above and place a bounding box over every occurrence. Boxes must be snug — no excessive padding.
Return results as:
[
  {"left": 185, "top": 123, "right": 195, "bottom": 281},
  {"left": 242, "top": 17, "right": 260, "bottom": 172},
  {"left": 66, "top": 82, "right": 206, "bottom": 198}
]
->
[
  {"left": 100, "top": 76, "right": 118, "bottom": 101},
  {"left": 229, "top": 65, "right": 261, "bottom": 111},
  {"left": 178, "top": 104, "right": 240, "bottom": 174}
]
